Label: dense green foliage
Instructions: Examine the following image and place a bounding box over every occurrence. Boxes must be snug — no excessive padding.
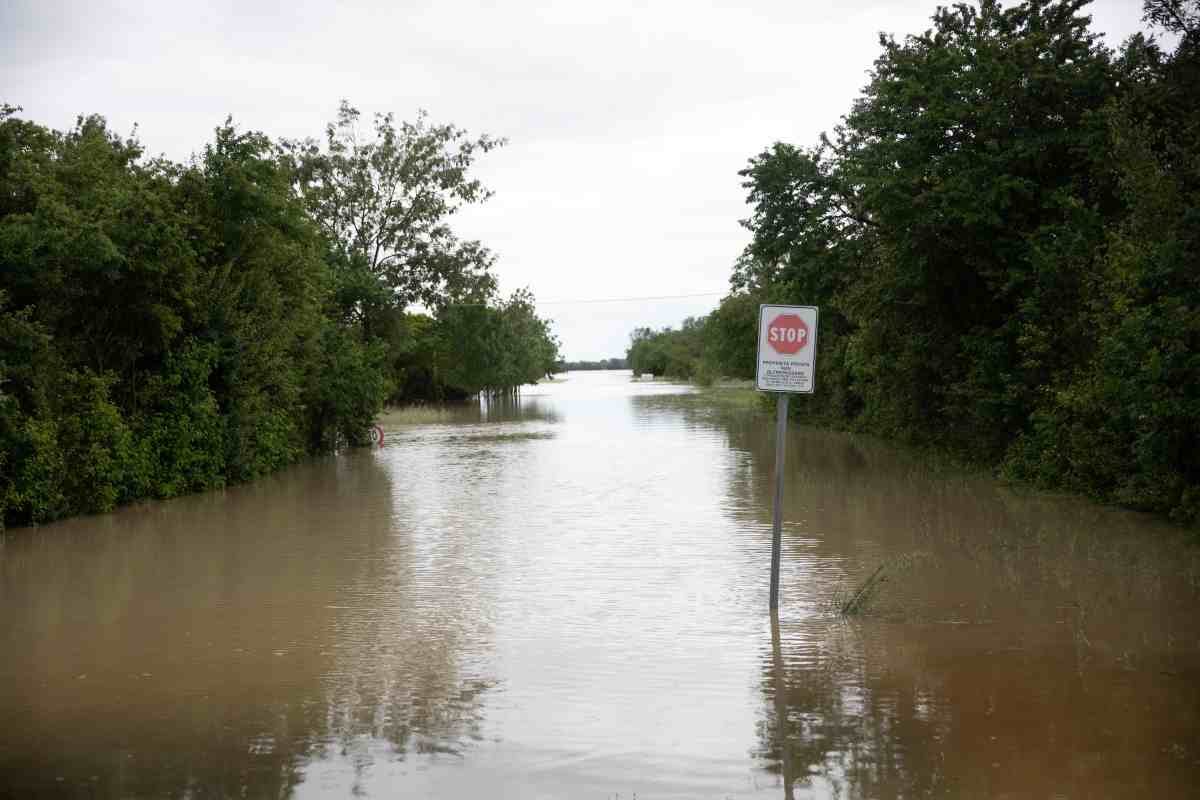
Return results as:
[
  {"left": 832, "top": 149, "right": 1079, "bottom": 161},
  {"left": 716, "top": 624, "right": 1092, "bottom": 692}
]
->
[
  {"left": 627, "top": 318, "right": 709, "bottom": 382},
  {"left": 662, "top": 0, "right": 1199, "bottom": 522},
  {"left": 634, "top": 0, "right": 1200, "bottom": 529},
  {"left": 435, "top": 290, "right": 560, "bottom": 396},
  {"left": 0, "top": 103, "right": 558, "bottom": 529},
  {"left": 279, "top": 101, "right": 502, "bottom": 319},
  {"left": 278, "top": 102, "right": 558, "bottom": 403},
  {"left": 624, "top": 292, "right": 760, "bottom": 383}
]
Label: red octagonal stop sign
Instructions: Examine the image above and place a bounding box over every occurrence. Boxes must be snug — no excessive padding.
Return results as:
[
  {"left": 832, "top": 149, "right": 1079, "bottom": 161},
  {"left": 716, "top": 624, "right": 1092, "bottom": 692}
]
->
[{"left": 767, "top": 314, "right": 809, "bottom": 355}]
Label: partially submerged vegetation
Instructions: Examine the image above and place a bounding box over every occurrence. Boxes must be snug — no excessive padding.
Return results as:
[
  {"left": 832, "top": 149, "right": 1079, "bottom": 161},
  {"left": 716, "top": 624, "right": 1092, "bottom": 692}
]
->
[
  {"left": 833, "top": 552, "right": 933, "bottom": 617},
  {"left": 633, "top": 0, "right": 1200, "bottom": 525},
  {"left": 0, "top": 102, "right": 558, "bottom": 530},
  {"left": 377, "top": 406, "right": 458, "bottom": 426},
  {"left": 694, "top": 384, "right": 762, "bottom": 412}
]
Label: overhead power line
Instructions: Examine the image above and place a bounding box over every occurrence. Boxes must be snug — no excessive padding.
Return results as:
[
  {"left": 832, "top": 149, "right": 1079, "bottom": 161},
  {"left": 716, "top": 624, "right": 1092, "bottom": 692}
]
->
[
  {"left": 536, "top": 291, "right": 727, "bottom": 306},
  {"left": 443, "top": 290, "right": 730, "bottom": 309}
]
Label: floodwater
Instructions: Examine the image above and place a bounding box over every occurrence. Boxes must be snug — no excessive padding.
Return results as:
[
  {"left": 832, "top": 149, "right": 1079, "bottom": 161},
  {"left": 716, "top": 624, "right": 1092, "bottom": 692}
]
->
[{"left": 1, "top": 371, "right": 1198, "bottom": 799}]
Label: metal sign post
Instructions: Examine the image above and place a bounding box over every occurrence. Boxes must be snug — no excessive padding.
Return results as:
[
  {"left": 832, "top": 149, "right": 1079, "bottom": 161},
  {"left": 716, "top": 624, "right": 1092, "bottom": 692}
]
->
[
  {"left": 769, "top": 394, "right": 789, "bottom": 610},
  {"left": 756, "top": 305, "right": 819, "bottom": 611}
]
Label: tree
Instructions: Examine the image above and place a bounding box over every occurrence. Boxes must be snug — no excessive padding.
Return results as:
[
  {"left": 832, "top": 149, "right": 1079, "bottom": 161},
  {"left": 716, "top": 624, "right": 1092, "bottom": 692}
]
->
[
  {"left": 281, "top": 101, "right": 503, "bottom": 319},
  {"left": 1004, "top": 0, "right": 1200, "bottom": 522},
  {"left": 703, "top": 291, "right": 761, "bottom": 381},
  {"left": 723, "top": 0, "right": 1200, "bottom": 522},
  {"left": 1143, "top": 0, "right": 1200, "bottom": 40},
  {"left": 737, "top": 0, "right": 1122, "bottom": 449},
  {"left": 437, "top": 289, "right": 560, "bottom": 396},
  {"left": 0, "top": 108, "right": 390, "bottom": 527},
  {"left": 626, "top": 320, "right": 708, "bottom": 380}
]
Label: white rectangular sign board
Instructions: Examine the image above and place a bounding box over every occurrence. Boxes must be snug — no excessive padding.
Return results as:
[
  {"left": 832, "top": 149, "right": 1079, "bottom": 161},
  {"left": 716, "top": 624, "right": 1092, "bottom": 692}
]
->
[{"left": 756, "top": 304, "right": 818, "bottom": 394}]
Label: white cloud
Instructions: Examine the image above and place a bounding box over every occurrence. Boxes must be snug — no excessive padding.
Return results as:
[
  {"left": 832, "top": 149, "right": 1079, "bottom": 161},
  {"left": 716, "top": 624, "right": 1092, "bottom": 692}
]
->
[{"left": 1, "top": 0, "right": 1151, "bottom": 359}]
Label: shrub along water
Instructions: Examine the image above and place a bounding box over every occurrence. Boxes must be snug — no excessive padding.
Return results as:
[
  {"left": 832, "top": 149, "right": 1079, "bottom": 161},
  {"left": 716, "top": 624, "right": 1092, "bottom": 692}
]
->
[
  {"left": 636, "top": 1, "right": 1199, "bottom": 525},
  {"left": 0, "top": 103, "right": 558, "bottom": 530}
]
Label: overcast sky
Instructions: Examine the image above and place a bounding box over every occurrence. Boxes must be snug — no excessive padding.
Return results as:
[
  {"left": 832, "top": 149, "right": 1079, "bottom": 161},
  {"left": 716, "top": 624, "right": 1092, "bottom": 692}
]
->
[{"left": 3, "top": 0, "right": 1150, "bottom": 360}]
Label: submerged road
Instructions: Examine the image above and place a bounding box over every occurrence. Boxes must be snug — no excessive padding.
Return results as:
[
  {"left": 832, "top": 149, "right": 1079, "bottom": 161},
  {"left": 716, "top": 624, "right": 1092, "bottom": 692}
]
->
[{"left": 2, "top": 370, "right": 1198, "bottom": 798}]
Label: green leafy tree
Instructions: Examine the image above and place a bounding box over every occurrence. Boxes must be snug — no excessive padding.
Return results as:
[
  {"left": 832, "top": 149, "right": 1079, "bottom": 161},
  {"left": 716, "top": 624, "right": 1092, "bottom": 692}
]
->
[
  {"left": 436, "top": 290, "right": 560, "bottom": 396},
  {"left": 736, "top": 0, "right": 1117, "bottom": 437},
  {"left": 281, "top": 101, "right": 503, "bottom": 321},
  {"left": 0, "top": 107, "right": 390, "bottom": 527},
  {"left": 703, "top": 291, "right": 761, "bottom": 381},
  {"left": 627, "top": 319, "right": 707, "bottom": 380},
  {"left": 726, "top": 0, "right": 1200, "bottom": 521},
  {"left": 1005, "top": 0, "right": 1200, "bottom": 521}
]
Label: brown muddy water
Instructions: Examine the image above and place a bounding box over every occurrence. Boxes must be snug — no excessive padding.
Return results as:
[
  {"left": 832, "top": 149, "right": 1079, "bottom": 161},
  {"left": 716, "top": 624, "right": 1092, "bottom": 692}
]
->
[{"left": 1, "top": 370, "right": 1198, "bottom": 798}]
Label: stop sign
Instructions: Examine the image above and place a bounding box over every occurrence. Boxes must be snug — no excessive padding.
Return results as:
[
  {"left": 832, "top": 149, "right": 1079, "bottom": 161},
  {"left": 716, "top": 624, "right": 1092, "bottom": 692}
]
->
[{"left": 766, "top": 314, "right": 809, "bottom": 355}]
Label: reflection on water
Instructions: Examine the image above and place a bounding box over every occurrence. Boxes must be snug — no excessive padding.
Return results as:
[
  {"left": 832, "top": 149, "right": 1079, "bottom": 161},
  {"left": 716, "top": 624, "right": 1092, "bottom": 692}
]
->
[{"left": 1, "top": 371, "right": 1197, "bottom": 798}]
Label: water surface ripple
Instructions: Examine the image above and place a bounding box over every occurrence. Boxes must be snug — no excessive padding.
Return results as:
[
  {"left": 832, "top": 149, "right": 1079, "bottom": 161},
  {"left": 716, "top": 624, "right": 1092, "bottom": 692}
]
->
[{"left": 1, "top": 371, "right": 1197, "bottom": 798}]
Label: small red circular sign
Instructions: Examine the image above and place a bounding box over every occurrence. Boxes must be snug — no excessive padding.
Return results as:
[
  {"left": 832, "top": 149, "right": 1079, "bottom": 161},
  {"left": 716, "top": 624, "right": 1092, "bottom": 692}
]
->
[{"left": 767, "top": 314, "right": 809, "bottom": 355}]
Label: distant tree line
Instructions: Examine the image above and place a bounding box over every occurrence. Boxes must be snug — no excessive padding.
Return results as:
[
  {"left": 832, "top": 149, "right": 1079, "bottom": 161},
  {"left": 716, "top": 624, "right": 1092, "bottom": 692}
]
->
[
  {"left": 0, "top": 102, "right": 558, "bottom": 529},
  {"left": 625, "top": 293, "right": 759, "bottom": 384},
  {"left": 556, "top": 357, "right": 628, "bottom": 371},
  {"left": 627, "top": 318, "right": 711, "bottom": 382},
  {"left": 638, "top": 0, "right": 1200, "bottom": 524}
]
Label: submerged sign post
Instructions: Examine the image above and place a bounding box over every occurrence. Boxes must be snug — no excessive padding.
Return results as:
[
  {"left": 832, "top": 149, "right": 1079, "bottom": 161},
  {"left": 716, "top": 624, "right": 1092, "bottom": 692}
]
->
[{"left": 756, "top": 305, "right": 818, "bottom": 611}]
